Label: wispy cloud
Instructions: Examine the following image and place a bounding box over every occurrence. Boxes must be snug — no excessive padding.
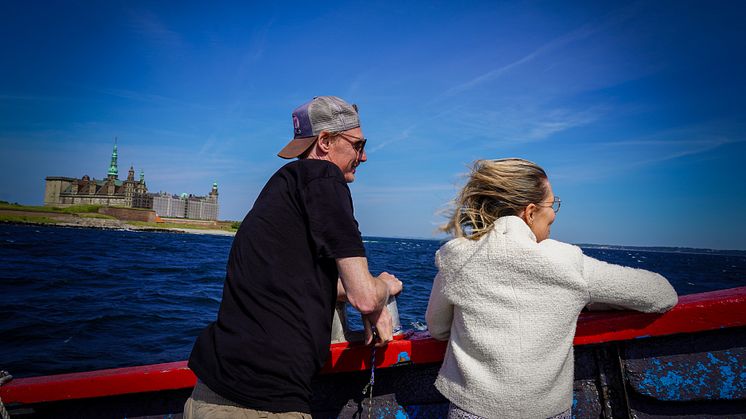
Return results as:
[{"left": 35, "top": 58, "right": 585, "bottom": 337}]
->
[
  {"left": 367, "top": 124, "right": 416, "bottom": 153},
  {"left": 443, "top": 3, "right": 639, "bottom": 97},
  {"left": 354, "top": 182, "right": 458, "bottom": 206},
  {"left": 357, "top": 183, "right": 456, "bottom": 195},
  {"left": 522, "top": 107, "right": 604, "bottom": 142},
  {"left": 442, "top": 103, "right": 607, "bottom": 146},
  {"left": 243, "top": 18, "right": 274, "bottom": 65},
  {"left": 0, "top": 94, "right": 65, "bottom": 102},
  {"left": 126, "top": 9, "right": 183, "bottom": 47},
  {"left": 552, "top": 126, "right": 745, "bottom": 182},
  {"left": 614, "top": 136, "right": 743, "bottom": 167},
  {"left": 197, "top": 134, "right": 220, "bottom": 156},
  {"left": 94, "top": 87, "right": 210, "bottom": 110}
]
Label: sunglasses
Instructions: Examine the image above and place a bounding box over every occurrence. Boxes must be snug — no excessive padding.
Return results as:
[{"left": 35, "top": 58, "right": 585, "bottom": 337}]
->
[{"left": 334, "top": 132, "right": 367, "bottom": 154}]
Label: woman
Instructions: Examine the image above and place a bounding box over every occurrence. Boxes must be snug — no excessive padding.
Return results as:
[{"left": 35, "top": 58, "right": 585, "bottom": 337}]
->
[{"left": 426, "top": 158, "right": 677, "bottom": 419}]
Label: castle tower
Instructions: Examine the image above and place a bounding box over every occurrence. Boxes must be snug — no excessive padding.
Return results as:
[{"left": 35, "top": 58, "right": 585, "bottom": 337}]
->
[
  {"left": 127, "top": 165, "right": 135, "bottom": 181},
  {"left": 107, "top": 138, "right": 119, "bottom": 180},
  {"left": 137, "top": 170, "right": 146, "bottom": 194},
  {"left": 209, "top": 182, "right": 219, "bottom": 202}
]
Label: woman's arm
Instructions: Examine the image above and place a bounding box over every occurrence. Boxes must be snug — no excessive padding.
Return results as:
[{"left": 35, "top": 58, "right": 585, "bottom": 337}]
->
[
  {"left": 584, "top": 255, "right": 678, "bottom": 313},
  {"left": 426, "top": 265, "right": 454, "bottom": 341}
]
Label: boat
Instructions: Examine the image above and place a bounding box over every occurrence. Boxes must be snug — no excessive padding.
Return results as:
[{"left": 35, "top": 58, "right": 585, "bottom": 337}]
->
[{"left": 2, "top": 286, "right": 745, "bottom": 418}]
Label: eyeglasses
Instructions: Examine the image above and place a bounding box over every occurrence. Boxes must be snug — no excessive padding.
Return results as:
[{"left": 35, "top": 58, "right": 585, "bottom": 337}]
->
[
  {"left": 537, "top": 197, "right": 561, "bottom": 213},
  {"left": 334, "top": 132, "right": 367, "bottom": 155}
]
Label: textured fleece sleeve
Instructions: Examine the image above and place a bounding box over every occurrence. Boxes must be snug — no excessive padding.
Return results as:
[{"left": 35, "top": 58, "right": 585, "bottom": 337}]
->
[
  {"left": 583, "top": 255, "right": 678, "bottom": 313},
  {"left": 426, "top": 252, "right": 454, "bottom": 340}
]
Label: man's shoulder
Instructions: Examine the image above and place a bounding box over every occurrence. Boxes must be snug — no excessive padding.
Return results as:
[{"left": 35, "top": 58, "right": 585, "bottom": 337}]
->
[{"left": 280, "top": 159, "right": 345, "bottom": 184}]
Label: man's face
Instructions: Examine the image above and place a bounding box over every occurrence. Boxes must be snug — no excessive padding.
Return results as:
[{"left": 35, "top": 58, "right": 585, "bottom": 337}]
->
[{"left": 327, "top": 127, "right": 367, "bottom": 183}]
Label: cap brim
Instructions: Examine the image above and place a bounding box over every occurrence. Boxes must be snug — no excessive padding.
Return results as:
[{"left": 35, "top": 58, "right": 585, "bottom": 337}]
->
[{"left": 277, "top": 137, "right": 317, "bottom": 159}]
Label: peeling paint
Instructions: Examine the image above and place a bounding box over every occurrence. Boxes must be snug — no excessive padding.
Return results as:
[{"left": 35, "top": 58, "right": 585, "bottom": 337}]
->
[
  {"left": 396, "top": 352, "right": 411, "bottom": 364},
  {"left": 627, "top": 347, "right": 745, "bottom": 401}
]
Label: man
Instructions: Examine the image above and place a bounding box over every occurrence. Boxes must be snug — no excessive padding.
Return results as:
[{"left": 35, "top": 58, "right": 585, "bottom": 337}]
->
[{"left": 186, "top": 96, "right": 403, "bottom": 418}]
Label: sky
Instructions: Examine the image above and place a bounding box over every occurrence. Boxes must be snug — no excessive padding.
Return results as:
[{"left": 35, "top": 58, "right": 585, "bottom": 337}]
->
[{"left": 1, "top": 1, "right": 745, "bottom": 249}]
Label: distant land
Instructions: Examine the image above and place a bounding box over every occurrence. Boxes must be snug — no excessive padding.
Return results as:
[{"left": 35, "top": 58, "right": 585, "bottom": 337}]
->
[
  {"left": 4, "top": 201, "right": 744, "bottom": 254},
  {"left": 0, "top": 201, "right": 238, "bottom": 236}
]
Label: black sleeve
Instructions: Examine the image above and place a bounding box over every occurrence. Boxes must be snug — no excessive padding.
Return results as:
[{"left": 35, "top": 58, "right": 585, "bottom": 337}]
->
[{"left": 303, "top": 176, "right": 366, "bottom": 260}]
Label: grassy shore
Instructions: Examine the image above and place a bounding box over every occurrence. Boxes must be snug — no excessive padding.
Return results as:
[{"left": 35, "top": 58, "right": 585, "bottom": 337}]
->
[
  {"left": 0, "top": 214, "right": 59, "bottom": 224},
  {"left": 77, "top": 213, "right": 117, "bottom": 219},
  {"left": 128, "top": 220, "right": 238, "bottom": 232},
  {"left": 0, "top": 202, "right": 102, "bottom": 214},
  {"left": 0, "top": 201, "right": 238, "bottom": 235}
]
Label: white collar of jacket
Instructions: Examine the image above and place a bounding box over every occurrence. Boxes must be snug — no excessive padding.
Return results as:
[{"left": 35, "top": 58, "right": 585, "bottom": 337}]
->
[
  {"left": 491, "top": 215, "right": 537, "bottom": 242},
  {"left": 436, "top": 215, "right": 536, "bottom": 273}
]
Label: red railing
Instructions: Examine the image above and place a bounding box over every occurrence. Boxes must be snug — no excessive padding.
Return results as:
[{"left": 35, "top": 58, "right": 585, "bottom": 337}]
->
[{"left": 3, "top": 286, "right": 745, "bottom": 405}]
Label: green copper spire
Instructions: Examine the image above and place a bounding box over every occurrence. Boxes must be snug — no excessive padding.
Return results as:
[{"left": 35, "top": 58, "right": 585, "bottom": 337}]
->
[
  {"left": 140, "top": 169, "right": 145, "bottom": 183},
  {"left": 107, "top": 138, "right": 119, "bottom": 178}
]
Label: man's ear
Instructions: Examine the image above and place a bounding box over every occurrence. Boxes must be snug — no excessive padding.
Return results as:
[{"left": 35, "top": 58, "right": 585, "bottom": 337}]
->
[{"left": 316, "top": 131, "right": 332, "bottom": 153}]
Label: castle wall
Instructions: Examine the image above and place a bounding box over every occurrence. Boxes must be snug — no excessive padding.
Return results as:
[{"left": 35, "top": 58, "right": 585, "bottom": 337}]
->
[
  {"left": 159, "top": 217, "right": 217, "bottom": 226},
  {"left": 152, "top": 195, "right": 186, "bottom": 218},
  {"left": 98, "top": 207, "right": 157, "bottom": 222},
  {"left": 186, "top": 199, "right": 218, "bottom": 221},
  {"left": 58, "top": 195, "right": 129, "bottom": 207},
  {"left": 44, "top": 178, "right": 75, "bottom": 207}
]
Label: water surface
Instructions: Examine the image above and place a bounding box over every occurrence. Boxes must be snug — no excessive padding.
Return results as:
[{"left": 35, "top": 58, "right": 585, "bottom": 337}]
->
[{"left": 1, "top": 224, "right": 744, "bottom": 377}]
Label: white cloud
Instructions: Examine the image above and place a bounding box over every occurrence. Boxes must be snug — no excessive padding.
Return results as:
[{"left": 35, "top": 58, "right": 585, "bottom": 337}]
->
[
  {"left": 94, "top": 87, "right": 209, "bottom": 110},
  {"left": 366, "top": 124, "right": 416, "bottom": 153},
  {"left": 551, "top": 128, "right": 745, "bottom": 182},
  {"left": 126, "top": 9, "right": 183, "bottom": 48},
  {"left": 443, "top": 3, "right": 639, "bottom": 97}
]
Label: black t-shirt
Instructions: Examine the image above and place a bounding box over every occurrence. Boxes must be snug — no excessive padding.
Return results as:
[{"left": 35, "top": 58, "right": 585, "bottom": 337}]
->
[{"left": 188, "top": 159, "right": 366, "bottom": 413}]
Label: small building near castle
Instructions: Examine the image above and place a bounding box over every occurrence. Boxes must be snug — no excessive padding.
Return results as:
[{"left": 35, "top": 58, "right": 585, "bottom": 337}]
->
[
  {"left": 44, "top": 141, "right": 219, "bottom": 221},
  {"left": 152, "top": 184, "right": 219, "bottom": 220}
]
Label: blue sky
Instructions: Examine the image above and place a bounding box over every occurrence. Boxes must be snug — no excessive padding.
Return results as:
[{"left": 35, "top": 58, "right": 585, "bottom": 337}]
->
[{"left": 1, "top": 1, "right": 745, "bottom": 249}]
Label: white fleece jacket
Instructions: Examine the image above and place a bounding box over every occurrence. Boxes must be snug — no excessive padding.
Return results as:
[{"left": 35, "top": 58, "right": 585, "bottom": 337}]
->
[{"left": 426, "top": 216, "right": 678, "bottom": 419}]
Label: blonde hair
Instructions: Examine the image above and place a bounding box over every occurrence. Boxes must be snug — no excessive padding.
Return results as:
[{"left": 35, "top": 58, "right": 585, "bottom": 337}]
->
[{"left": 442, "top": 158, "right": 549, "bottom": 240}]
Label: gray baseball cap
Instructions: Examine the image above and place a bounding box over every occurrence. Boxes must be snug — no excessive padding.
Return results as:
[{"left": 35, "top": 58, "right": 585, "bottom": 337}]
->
[{"left": 278, "top": 96, "right": 360, "bottom": 159}]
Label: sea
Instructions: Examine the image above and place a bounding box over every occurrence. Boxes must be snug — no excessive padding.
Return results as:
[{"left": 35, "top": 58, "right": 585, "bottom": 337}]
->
[{"left": 1, "top": 224, "right": 745, "bottom": 378}]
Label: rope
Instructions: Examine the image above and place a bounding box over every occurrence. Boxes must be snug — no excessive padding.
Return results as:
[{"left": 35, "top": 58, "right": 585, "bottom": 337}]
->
[
  {"left": 361, "top": 329, "right": 378, "bottom": 419},
  {"left": 0, "top": 370, "right": 13, "bottom": 419}
]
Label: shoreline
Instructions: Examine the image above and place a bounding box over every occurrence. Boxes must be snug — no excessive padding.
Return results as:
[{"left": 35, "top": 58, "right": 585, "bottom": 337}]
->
[{"left": 0, "top": 215, "right": 236, "bottom": 237}]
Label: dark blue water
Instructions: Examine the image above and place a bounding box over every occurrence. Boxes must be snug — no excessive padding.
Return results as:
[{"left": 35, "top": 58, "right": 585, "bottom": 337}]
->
[{"left": 1, "top": 224, "right": 745, "bottom": 378}]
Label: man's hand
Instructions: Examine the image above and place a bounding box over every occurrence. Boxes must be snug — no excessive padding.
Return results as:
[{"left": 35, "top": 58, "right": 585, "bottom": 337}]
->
[
  {"left": 363, "top": 306, "right": 394, "bottom": 347},
  {"left": 377, "top": 272, "right": 403, "bottom": 297},
  {"left": 336, "top": 258, "right": 403, "bottom": 314}
]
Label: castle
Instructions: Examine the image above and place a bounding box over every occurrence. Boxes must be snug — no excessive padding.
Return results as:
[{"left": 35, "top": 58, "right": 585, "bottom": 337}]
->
[{"left": 44, "top": 141, "right": 219, "bottom": 221}]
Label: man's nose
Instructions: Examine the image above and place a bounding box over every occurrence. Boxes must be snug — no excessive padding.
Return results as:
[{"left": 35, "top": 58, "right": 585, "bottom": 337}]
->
[{"left": 359, "top": 149, "right": 367, "bottom": 163}]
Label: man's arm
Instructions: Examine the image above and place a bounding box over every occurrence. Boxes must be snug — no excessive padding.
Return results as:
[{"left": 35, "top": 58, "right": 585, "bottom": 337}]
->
[
  {"left": 336, "top": 256, "right": 402, "bottom": 345},
  {"left": 336, "top": 257, "right": 400, "bottom": 314},
  {"left": 336, "top": 278, "right": 348, "bottom": 302}
]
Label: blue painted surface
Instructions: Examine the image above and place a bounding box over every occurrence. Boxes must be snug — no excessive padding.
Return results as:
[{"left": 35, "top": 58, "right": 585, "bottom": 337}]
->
[
  {"left": 371, "top": 404, "right": 410, "bottom": 419},
  {"left": 404, "top": 403, "right": 449, "bottom": 419},
  {"left": 626, "top": 347, "right": 746, "bottom": 401},
  {"left": 397, "top": 352, "right": 411, "bottom": 364}
]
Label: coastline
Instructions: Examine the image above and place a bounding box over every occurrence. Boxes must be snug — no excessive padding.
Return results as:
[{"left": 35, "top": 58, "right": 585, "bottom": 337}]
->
[{"left": 0, "top": 209, "right": 236, "bottom": 237}]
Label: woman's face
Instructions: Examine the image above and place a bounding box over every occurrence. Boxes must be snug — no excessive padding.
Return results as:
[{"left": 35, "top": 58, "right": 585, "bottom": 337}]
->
[{"left": 526, "top": 180, "right": 556, "bottom": 242}]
